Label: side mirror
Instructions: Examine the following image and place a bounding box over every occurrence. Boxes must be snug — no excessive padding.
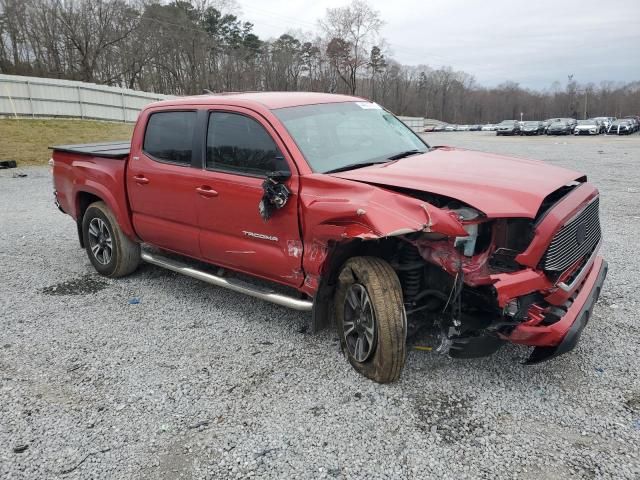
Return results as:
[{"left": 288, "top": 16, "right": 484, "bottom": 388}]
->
[
  {"left": 266, "top": 169, "right": 291, "bottom": 183},
  {"left": 259, "top": 169, "right": 291, "bottom": 221}
]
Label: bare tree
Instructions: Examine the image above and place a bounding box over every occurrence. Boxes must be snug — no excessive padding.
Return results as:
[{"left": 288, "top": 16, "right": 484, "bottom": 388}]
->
[
  {"left": 0, "top": 0, "right": 637, "bottom": 120},
  {"left": 55, "top": 0, "right": 138, "bottom": 82},
  {"left": 319, "top": 0, "right": 382, "bottom": 95}
]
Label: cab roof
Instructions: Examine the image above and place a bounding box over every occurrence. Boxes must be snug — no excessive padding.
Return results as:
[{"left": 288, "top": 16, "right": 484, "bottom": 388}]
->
[{"left": 146, "top": 91, "right": 365, "bottom": 111}]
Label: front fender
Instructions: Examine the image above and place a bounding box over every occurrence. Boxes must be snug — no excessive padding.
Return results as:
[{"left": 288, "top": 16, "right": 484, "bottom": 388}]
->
[{"left": 299, "top": 174, "right": 467, "bottom": 284}]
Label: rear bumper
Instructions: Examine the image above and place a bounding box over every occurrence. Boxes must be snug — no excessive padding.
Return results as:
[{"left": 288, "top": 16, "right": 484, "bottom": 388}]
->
[{"left": 505, "top": 256, "right": 607, "bottom": 362}]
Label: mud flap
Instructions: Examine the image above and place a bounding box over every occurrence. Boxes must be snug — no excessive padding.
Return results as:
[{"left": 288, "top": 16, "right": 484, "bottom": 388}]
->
[{"left": 448, "top": 334, "right": 504, "bottom": 359}]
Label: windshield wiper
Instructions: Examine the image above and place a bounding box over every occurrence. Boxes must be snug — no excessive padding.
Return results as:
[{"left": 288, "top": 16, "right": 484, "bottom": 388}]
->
[
  {"left": 387, "top": 149, "right": 424, "bottom": 160},
  {"left": 324, "top": 160, "right": 391, "bottom": 174}
]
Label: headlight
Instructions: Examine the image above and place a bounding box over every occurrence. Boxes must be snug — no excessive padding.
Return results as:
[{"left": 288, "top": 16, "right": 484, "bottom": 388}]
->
[
  {"left": 452, "top": 207, "right": 482, "bottom": 222},
  {"left": 504, "top": 299, "right": 520, "bottom": 317},
  {"left": 451, "top": 207, "right": 483, "bottom": 256}
]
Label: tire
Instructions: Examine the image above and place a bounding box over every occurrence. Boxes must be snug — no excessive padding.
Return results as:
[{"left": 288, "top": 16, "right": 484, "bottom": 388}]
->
[
  {"left": 82, "top": 201, "right": 140, "bottom": 278},
  {"left": 334, "top": 256, "right": 407, "bottom": 383}
]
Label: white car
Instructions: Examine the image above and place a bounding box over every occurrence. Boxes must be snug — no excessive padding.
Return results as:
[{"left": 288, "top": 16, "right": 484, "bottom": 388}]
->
[
  {"left": 481, "top": 124, "right": 496, "bottom": 131},
  {"left": 574, "top": 119, "right": 603, "bottom": 136}
]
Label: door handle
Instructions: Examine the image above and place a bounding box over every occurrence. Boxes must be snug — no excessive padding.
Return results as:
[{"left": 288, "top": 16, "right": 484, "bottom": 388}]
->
[
  {"left": 133, "top": 175, "right": 149, "bottom": 185},
  {"left": 196, "top": 186, "right": 218, "bottom": 198}
]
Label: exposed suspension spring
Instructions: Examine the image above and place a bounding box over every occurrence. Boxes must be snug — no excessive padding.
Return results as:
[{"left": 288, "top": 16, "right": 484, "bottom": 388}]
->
[{"left": 399, "top": 244, "right": 423, "bottom": 304}]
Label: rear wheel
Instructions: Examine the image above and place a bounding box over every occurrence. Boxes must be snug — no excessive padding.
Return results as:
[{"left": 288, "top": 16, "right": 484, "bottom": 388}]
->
[
  {"left": 82, "top": 201, "right": 140, "bottom": 277},
  {"left": 335, "top": 257, "right": 407, "bottom": 383}
]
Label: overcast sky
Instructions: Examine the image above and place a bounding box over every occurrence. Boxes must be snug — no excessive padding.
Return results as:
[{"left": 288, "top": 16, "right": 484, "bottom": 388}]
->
[{"left": 237, "top": 0, "right": 640, "bottom": 90}]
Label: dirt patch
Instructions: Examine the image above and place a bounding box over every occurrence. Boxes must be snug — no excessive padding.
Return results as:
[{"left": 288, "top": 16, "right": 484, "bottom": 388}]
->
[
  {"left": 41, "top": 275, "right": 108, "bottom": 295},
  {"left": 623, "top": 393, "right": 640, "bottom": 413},
  {"left": 414, "top": 392, "right": 483, "bottom": 444}
]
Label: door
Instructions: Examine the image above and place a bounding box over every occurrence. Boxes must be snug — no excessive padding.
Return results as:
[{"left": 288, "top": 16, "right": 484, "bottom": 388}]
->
[
  {"left": 127, "top": 109, "right": 202, "bottom": 258},
  {"left": 194, "top": 109, "right": 304, "bottom": 287}
]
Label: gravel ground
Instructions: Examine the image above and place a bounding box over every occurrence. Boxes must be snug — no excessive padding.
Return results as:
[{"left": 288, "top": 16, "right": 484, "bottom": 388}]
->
[{"left": 1, "top": 132, "right": 639, "bottom": 479}]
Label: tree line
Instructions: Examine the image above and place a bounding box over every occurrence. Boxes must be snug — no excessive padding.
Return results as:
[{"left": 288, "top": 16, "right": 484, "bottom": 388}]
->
[{"left": 1, "top": 0, "right": 638, "bottom": 123}]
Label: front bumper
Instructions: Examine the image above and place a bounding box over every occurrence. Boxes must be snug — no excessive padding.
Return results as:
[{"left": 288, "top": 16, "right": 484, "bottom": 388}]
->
[{"left": 504, "top": 256, "right": 607, "bottom": 363}]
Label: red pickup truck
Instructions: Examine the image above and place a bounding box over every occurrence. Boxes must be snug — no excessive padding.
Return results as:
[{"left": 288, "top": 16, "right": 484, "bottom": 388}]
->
[{"left": 51, "top": 92, "right": 607, "bottom": 383}]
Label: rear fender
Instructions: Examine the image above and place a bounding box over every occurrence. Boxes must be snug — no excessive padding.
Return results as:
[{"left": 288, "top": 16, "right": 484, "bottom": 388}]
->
[{"left": 71, "top": 158, "right": 138, "bottom": 241}]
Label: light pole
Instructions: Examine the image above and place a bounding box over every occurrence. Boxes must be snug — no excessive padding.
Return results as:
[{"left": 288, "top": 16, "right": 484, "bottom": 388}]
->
[
  {"left": 583, "top": 90, "right": 588, "bottom": 119},
  {"left": 576, "top": 89, "right": 588, "bottom": 119},
  {"left": 520, "top": 112, "right": 523, "bottom": 122}
]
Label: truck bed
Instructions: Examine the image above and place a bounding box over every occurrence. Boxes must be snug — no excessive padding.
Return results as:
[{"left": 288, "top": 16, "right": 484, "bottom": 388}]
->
[{"left": 50, "top": 141, "right": 131, "bottom": 159}]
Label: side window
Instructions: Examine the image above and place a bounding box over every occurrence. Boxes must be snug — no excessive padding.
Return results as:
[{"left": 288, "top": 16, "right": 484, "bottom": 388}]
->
[
  {"left": 206, "top": 112, "right": 288, "bottom": 175},
  {"left": 143, "top": 111, "right": 196, "bottom": 165}
]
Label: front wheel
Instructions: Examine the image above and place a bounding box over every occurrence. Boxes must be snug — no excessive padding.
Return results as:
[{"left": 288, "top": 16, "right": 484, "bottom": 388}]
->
[
  {"left": 335, "top": 257, "right": 407, "bottom": 383},
  {"left": 82, "top": 201, "right": 140, "bottom": 277}
]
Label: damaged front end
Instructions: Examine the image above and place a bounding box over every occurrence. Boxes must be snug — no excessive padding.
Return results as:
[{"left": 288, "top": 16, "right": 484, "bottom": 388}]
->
[{"left": 301, "top": 174, "right": 607, "bottom": 364}]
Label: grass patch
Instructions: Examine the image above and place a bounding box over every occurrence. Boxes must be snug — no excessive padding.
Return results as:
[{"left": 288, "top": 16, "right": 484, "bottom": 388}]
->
[{"left": 0, "top": 118, "right": 133, "bottom": 166}]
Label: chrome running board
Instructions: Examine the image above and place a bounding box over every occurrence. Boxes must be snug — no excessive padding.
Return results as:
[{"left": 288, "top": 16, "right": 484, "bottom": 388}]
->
[{"left": 141, "top": 251, "right": 313, "bottom": 311}]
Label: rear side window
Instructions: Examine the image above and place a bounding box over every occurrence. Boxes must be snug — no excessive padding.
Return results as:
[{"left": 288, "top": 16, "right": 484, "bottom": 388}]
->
[
  {"left": 206, "top": 112, "right": 288, "bottom": 175},
  {"left": 143, "top": 111, "right": 196, "bottom": 165}
]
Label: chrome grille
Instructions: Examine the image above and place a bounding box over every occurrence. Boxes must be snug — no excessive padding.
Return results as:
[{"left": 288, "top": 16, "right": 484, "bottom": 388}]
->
[{"left": 540, "top": 197, "right": 601, "bottom": 272}]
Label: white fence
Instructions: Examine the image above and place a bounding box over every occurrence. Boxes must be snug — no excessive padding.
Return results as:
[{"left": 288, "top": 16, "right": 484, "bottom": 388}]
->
[
  {"left": 0, "top": 74, "right": 429, "bottom": 129},
  {"left": 0, "top": 74, "right": 174, "bottom": 122}
]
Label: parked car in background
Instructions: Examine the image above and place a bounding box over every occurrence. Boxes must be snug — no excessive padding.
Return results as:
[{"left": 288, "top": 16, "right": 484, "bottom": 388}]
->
[
  {"left": 544, "top": 118, "right": 577, "bottom": 133},
  {"left": 592, "top": 117, "right": 614, "bottom": 131},
  {"left": 481, "top": 124, "right": 496, "bottom": 131},
  {"left": 520, "top": 121, "right": 545, "bottom": 135},
  {"left": 433, "top": 124, "right": 446, "bottom": 132},
  {"left": 622, "top": 116, "right": 640, "bottom": 133},
  {"left": 546, "top": 121, "right": 573, "bottom": 135},
  {"left": 495, "top": 120, "right": 521, "bottom": 136},
  {"left": 457, "top": 125, "right": 471, "bottom": 131},
  {"left": 444, "top": 124, "right": 457, "bottom": 132},
  {"left": 608, "top": 119, "right": 634, "bottom": 135},
  {"left": 468, "top": 124, "right": 482, "bottom": 131},
  {"left": 574, "top": 119, "right": 603, "bottom": 135}
]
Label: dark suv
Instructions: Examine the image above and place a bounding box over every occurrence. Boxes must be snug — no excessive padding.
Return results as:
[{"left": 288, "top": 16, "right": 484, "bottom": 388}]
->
[
  {"left": 520, "top": 121, "right": 545, "bottom": 135},
  {"left": 496, "top": 120, "right": 521, "bottom": 136}
]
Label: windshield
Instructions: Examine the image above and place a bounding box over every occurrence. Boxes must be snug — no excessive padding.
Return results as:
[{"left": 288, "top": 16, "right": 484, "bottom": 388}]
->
[
  {"left": 578, "top": 120, "right": 594, "bottom": 125},
  {"left": 499, "top": 120, "right": 516, "bottom": 125},
  {"left": 524, "top": 121, "right": 540, "bottom": 126},
  {"left": 273, "top": 102, "right": 428, "bottom": 173}
]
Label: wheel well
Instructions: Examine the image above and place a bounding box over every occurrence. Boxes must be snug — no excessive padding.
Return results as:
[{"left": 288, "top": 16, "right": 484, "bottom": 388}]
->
[
  {"left": 311, "top": 237, "right": 401, "bottom": 332},
  {"left": 76, "top": 192, "right": 102, "bottom": 248}
]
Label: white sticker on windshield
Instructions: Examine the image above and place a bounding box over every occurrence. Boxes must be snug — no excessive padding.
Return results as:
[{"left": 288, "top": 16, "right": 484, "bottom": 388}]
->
[{"left": 356, "top": 102, "right": 382, "bottom": 110}]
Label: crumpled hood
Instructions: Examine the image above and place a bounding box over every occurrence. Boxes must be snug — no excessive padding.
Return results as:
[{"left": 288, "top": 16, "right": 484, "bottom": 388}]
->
[{"left": 330, "top": 148, "right": 583, "bottom": 218}]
